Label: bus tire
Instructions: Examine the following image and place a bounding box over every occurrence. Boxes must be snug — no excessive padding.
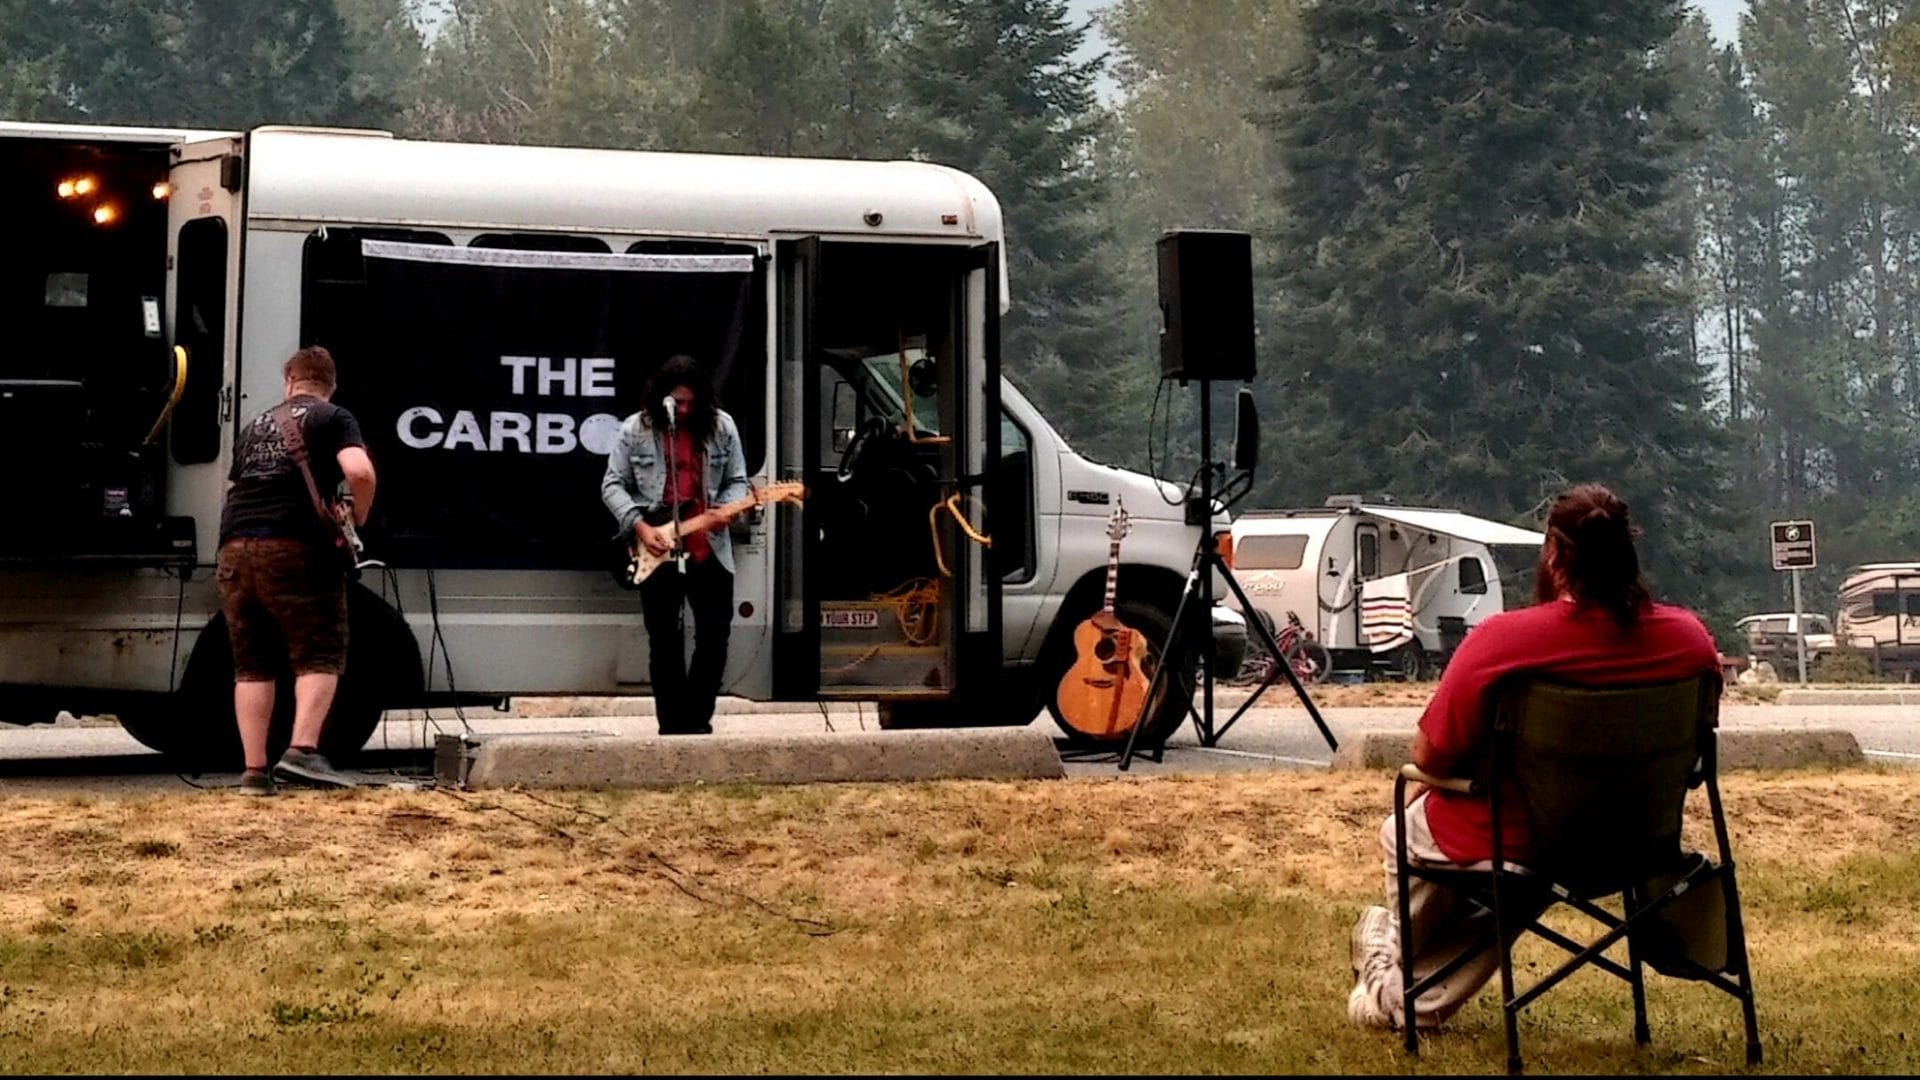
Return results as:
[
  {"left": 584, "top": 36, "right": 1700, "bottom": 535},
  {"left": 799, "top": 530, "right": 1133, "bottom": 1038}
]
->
[
  {"left": 1045, "top": 598, "right": 1193, "bottom": 748},
  {"left": 114, "top": 698, "right": 199, "bottom": 759},
  {"left": 171, "top": 584, "right": 422, "bottom": 771}
]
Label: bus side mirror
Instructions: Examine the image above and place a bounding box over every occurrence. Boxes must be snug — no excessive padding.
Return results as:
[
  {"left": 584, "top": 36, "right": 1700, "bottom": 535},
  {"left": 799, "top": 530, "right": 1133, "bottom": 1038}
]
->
[{"left": 1232, "top": 387, "right": 1258, "bottom": 472}]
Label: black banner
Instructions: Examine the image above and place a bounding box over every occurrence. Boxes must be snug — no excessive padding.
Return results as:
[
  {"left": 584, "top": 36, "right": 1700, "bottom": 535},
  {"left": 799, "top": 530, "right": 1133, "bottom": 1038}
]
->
[{"left": 318, "top": 241, "right": 763, "bottom": 570}]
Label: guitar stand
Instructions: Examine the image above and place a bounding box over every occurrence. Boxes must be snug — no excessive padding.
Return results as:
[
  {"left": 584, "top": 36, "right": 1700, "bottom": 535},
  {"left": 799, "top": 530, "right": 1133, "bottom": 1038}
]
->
[
  {"left": 1118, "top": 530, "right": 1338, "bottom": 770},
  {"left": 1117, "top": 380, "right": 1338, "bottom": 772}
]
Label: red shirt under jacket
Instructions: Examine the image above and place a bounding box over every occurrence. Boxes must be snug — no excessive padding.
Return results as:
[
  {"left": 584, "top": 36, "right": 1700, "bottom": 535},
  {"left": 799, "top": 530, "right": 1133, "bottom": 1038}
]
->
[
  {"left": 1418, "top": 600, "right": 1720, "bottom": 864},
  {"left": 667, "top": 429, "right": 711, "bottom": 564}
]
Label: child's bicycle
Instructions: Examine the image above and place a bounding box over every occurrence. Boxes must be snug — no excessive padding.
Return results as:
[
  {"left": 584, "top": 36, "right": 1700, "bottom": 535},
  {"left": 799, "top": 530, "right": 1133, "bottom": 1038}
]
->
[{"left": 1236, "top": 609, "right": 1333, "bottom": 686}]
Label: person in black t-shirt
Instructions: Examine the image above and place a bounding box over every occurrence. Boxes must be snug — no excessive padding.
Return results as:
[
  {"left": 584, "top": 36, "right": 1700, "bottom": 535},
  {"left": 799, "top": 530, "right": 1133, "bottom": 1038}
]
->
[{"left": 216, "top": 346, "right": 377, "bottom": 795}]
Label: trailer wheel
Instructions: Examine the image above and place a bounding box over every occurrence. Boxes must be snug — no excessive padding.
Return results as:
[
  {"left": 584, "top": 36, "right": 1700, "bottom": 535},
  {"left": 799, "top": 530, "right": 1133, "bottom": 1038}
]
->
[
  {"left": 166, "top": 585, "right": 422, "bottom": 771},
  {"left": 1045, "top": 598, "right": 1193, "bottom": 747},
  {"left": 1392, "top": 643, "right": 1428, "bottom": 682}
]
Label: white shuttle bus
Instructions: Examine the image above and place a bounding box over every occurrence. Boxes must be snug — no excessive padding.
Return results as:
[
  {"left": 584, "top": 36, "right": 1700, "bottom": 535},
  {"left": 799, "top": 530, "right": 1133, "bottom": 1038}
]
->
[{"left": 0, "top": 121, "right": 1240, "bottom": 764}]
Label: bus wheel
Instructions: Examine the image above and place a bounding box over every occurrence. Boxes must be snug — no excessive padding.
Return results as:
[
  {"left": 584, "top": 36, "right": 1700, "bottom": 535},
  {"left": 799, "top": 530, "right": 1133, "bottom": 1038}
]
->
[
  {"left": 1046, "top": 599, "right": 1193, "bottom": 748},
  {"left": 174, "top": 585, "right": 422, "bottom": 771},
  {"left": 114, "top": 698, "right": 200, "bottom": 759}
]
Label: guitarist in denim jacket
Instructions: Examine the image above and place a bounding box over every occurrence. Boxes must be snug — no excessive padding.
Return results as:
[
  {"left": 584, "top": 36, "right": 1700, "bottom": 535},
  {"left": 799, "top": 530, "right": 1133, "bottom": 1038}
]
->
[{"left": 600, "top": 356, "right": 750, "bottom": 734}]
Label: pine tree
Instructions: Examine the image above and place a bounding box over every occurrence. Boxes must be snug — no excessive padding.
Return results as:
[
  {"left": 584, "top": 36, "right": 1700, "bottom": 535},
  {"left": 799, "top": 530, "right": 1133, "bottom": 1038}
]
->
[
  {"left": 0, "top": 0, "right": 83, "bottom": 120},
  {"left": 1264, "top": 0, "right": 1731, "bottom": 605},
  {"left": 896, "top": 0, "right": 1140, "bottom": 466},
  {"left": 690, "top": 0, "right": 903, "bottom": 158}
]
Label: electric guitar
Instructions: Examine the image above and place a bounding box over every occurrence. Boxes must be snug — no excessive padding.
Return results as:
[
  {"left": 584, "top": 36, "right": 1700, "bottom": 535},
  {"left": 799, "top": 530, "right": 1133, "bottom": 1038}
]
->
[
  {"left": 331, "top": 482, "right": 371, "bottom": 571},
  {"left": 624, "top": 480, "right": 807, "bottom": 585},
  {"left": 1054, "top": 501, "right": 1156, "bottom": 740}
]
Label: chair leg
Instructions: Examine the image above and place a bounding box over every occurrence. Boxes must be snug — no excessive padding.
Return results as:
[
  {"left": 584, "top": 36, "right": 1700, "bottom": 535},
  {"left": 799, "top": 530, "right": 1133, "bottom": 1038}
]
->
[
  {"left": 1395, "top": 806, "right": 1419, "bottom": 1054},
  {"left": 1723, "top": 871, "right": 1762, "bottom": 1065},
  {"left": 1492, "top": 879, "right": 1522, "bottom": 1074},
  {"left": 1624, "top": 886, "right": 1651, "bottom": 1046}
]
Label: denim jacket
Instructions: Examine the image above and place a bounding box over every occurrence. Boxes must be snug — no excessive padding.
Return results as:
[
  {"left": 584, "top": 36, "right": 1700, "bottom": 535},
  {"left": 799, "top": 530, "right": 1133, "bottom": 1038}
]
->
[{"left": 600, "top": 408, "right": 751, "bottom": 575}]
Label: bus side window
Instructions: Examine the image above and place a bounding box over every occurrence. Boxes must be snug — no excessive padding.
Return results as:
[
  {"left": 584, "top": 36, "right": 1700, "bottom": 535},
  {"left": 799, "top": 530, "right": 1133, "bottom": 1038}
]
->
[
  {"left": 995, "top": 411, "right": 1035, "bottom": 583},
  {"left": 171, "top": 217, "right": 228, "bottom": 465}
]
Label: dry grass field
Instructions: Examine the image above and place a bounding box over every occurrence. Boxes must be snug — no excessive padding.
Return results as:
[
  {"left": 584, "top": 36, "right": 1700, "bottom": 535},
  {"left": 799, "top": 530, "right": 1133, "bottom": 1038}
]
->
[{"left": 0, "top": 769, "right": 1915, "bottom": 1073}]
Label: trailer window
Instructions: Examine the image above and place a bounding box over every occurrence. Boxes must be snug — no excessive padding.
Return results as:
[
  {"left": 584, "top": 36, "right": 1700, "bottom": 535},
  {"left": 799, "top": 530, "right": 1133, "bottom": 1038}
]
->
[
  {"left": 171, "top": 217, "right": 228, "bottom": 465},
  {"left": 1458, "top": 556, "right": 1488, "bottom": 595},
  {"left": 1867, "top": 592, "right": 1920, "bottom": 617},
  {"left": 1236, "top": 534, "right": 1308, "bottom": 570},
  {"left": 1358, "top": 529, "right": 1380, "bottom": 578}
]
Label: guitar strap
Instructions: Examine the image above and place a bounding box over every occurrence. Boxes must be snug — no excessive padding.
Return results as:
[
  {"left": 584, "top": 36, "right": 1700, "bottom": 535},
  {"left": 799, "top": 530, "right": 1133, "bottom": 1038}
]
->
[{"left": 272, "top": 402, "right": 345, "bottom": 548}]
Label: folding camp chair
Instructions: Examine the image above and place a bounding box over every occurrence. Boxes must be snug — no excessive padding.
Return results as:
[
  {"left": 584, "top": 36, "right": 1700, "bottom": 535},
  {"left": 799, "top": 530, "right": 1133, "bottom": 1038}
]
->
[{"left": 1394, "top": 673, "right": 1761, "bottom": 1073}]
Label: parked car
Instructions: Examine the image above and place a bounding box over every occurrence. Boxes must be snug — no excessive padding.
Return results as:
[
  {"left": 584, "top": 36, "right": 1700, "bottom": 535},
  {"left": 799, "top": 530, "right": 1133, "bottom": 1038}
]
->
[{"left": 1734, "top": 612, "right": 1836, "bottom": 667}]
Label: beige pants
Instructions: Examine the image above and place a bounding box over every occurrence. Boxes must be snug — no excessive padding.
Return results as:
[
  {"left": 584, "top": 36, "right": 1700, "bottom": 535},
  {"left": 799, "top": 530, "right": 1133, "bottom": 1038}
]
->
[{"left": 1349, "top": 794, "right": 1516, "bottom": 1030}]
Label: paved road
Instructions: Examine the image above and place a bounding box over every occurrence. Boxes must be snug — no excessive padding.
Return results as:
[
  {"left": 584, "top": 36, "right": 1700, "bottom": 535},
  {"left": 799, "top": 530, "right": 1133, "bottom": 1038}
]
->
[{"left": 1, "top": 692, "right": 1912, "bottom": 795}]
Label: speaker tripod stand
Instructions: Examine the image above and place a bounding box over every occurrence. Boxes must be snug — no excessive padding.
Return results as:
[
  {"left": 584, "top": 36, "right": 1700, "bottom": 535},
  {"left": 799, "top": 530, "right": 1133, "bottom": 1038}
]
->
[{"left": 1119, "top": 385, "right": 1338, "bottom": 770}]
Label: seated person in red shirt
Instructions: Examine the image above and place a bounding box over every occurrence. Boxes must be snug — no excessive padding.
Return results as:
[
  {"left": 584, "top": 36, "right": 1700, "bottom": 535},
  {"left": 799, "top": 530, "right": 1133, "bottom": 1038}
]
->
[{"left": 1346, "top": 483, "right": 1721, "bottom": 1031}]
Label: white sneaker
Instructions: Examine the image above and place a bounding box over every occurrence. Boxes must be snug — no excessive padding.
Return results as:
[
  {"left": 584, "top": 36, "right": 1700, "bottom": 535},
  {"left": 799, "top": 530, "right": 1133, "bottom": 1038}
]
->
[{"left": 1351, "top": 904, "right": 1395, "bottom": 978}]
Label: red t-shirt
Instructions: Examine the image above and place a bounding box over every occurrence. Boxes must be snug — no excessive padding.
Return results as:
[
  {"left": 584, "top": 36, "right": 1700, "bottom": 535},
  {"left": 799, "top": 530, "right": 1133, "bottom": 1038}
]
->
[
  {"left": 667, "top": 429, "right": 711, "bottom": 564},
  {"left": 1417, "top": 600, "right": 1719, "bottom": 864}
]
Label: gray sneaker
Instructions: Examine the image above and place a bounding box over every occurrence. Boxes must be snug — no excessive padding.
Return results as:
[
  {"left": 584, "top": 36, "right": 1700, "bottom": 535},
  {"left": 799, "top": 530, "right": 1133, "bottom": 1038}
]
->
[
  {"left": 272, "top": 748, "right": 358, "bottom": 789},
  {"left": 236, "top": 769, "right": 275, "bottom": 797}
]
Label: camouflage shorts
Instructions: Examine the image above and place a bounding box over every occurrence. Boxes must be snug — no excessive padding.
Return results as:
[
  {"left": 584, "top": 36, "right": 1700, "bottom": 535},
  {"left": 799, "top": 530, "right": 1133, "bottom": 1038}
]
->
[{"left": 216, "top": 537, "right": 348, "bottom": 679}]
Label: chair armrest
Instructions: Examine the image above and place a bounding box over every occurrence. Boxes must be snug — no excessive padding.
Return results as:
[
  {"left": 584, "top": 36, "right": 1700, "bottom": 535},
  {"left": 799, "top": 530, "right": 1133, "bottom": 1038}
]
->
[{"left": 1400, "top": 763, "right": 1479, "bottom": 795}]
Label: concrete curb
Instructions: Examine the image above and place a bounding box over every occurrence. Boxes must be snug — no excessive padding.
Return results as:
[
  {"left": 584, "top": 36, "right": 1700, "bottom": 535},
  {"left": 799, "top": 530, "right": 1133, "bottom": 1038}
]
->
[
  {"left": 1331, "top": 729, "right": 1867, "bottom": 771},
  {"left": 396, "top": 689, "right": 1275, "bottom": 722},
  {"left": 456, "top": 726, "right": 1065, "bottom": 790},
  {"left": 1776, "top": 689, "right": 1920, "bottom": 706}
]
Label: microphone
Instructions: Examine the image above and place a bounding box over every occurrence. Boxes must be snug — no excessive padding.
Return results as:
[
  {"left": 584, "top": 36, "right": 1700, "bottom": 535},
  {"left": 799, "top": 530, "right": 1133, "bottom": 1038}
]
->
[{"left": 662, "top": 396, "right": 678, "bottom": 428}]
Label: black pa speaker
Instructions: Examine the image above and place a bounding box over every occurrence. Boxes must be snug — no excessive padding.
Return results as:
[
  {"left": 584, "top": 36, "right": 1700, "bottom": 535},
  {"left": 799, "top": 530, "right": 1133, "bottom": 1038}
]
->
[{"left": 1157, "top": 229, "right": 1256, "bottom": 382}]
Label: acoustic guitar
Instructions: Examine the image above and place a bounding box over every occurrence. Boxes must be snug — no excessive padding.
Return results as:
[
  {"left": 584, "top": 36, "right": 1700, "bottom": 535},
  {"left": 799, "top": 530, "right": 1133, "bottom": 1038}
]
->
[
  {"left": 1055, "top": 500, "right": 1155, "bottom": 740},
  {"left": 625, "top": 480, "right": 807, "bottom": 585}
]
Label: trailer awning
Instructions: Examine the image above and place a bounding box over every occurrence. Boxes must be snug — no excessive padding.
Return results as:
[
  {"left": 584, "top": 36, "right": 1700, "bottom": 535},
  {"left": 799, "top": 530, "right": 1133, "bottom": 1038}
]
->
[{"left": 1360, "top": 505, "right": 1545, "bottom": 548}]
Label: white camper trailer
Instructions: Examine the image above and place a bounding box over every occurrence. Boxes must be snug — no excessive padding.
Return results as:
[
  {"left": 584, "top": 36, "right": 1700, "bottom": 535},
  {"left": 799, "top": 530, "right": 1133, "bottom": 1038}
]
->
[
  {"left": 1225, "top": 496, "right": 1545, "bottom": 679},
  {"left": 1834, "top": 562, "right": 1920, "bottom": 678}
]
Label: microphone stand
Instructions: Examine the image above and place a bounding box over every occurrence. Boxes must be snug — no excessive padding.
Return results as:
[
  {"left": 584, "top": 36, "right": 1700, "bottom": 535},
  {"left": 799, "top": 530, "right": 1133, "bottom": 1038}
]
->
[{"left": 662, "top": 400, "right": 687, "bottom": 576}]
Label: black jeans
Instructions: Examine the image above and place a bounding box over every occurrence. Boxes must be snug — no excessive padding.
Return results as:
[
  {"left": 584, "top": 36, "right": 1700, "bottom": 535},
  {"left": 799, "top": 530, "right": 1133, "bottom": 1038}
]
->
[{"left": 638, "top": 557, "right": 734, "bottom": 734}]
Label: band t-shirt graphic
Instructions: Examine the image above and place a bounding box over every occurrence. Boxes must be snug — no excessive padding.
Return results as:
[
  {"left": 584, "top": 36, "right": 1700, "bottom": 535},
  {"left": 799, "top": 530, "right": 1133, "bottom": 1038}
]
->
[
  {"left": 667, "top": 429, "right": 711, "bottom": 564},
  {"left": 219, "top": 395, "right": 367, "bottom": 546}
]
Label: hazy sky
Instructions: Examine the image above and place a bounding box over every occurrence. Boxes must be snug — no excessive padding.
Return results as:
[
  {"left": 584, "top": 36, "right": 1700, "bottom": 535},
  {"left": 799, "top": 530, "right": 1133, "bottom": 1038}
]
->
[{"left": 1066, "top": 1, "right": 1750, "bottom": 49}]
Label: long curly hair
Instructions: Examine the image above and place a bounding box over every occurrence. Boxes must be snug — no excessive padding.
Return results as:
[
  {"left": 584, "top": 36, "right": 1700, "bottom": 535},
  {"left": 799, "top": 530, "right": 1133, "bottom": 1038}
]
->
[{"left": 642, "top": 355, "right": 718, "bottom": 443}]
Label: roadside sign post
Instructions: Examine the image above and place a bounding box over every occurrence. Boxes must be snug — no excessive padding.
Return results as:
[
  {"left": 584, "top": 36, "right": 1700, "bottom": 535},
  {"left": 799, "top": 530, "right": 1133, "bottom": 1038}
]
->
[
  {"left": 1770, "top": 520, "right": 1818, "bottom": 684},
  {"left": 1790, "top": 568, "right": 1806, "bottom": 685}
]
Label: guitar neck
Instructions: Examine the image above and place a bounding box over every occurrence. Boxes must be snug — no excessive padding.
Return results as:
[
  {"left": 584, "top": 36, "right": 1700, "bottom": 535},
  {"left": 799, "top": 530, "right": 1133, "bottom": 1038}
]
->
[
  {"left": 675, "top": 486, "right": 796, "bottom": 528},
  {"left": 1102, "top": 538, "right": 1120, "bottom": 613}
]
